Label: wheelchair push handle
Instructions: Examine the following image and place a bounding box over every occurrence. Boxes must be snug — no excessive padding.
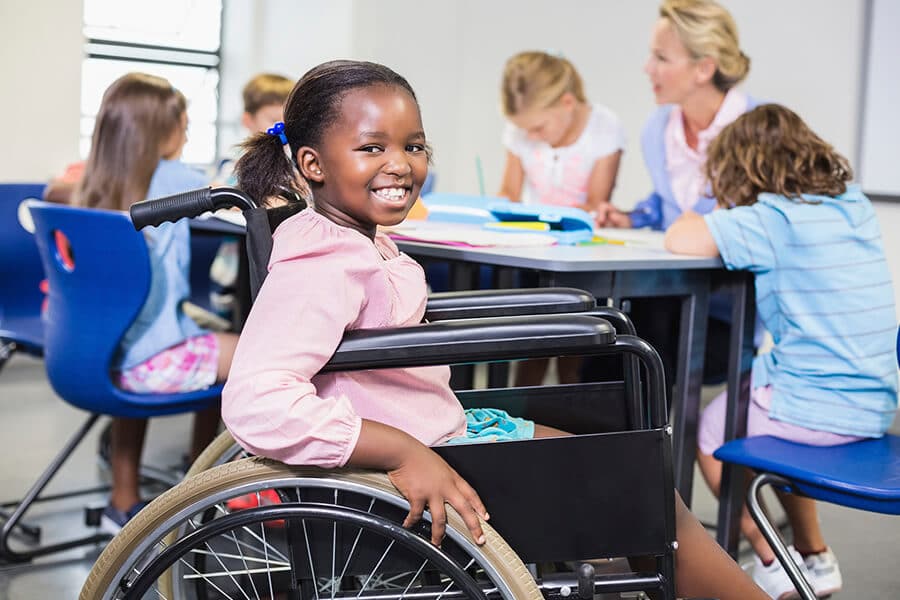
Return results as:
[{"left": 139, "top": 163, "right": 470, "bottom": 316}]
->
[{"left": 130, "top": 186, "right": 257, "bottom": 231}]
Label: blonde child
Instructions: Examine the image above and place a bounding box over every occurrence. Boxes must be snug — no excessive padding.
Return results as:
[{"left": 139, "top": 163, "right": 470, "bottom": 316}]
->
[
  {"left": 499, "top": 50, "right": 625, "bottom": 386},
  {"left": 74, "top": 73, "right": 239, "bottom": 532},
  {"left": 666, "top": 104, "right": 898, "bottom": 599},
  {"left": 222, "top": 59, "right": 766, "bottom": 599},
  {"left": 499, "top": 50, "right": 624, "bottom": 212}
]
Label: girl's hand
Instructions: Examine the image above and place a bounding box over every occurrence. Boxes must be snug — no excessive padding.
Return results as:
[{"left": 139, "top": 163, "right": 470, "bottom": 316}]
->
[
  {"left": 593, "top": 203, "right": 632, "bottom": 228},
  {"left": 388, "top": 442, "right": 489, "bottom": 546},
  {"left": 348, "top": 420, "right": 490, "bottom": 547}
]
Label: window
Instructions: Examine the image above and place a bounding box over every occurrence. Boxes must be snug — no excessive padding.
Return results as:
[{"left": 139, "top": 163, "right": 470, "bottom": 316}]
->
[{"left": 80, "top": 0, "right": 222, "bottom": 166}]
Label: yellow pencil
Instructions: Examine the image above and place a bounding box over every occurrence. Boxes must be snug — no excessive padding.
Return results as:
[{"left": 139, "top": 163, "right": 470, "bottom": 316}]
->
[{"left": 485, "top": 221, "right": 550, "bottom": 232}]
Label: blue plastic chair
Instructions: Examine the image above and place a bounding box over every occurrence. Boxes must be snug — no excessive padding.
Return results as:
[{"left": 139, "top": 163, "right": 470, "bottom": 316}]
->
[
  {"left": 714, "top": 329, "right": 900, "bottom": 599},
  {"left": 0, "top": 200, "right": 222, "bottom": 562},
  {"left": 0, "top": 183, "right": 47, "bottom": 372}
]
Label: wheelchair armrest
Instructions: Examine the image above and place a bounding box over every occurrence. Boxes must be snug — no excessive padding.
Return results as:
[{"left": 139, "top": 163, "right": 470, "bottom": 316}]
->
[
  {"left": 322, "top": 314, "right": 615, "bottom": 371},
  {"left": 424, "top": 287, "right": 595, "bottom": 321}
]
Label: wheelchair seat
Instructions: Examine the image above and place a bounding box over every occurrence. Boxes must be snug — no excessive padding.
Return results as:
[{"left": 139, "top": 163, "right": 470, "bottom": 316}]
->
[{"left": 0, "top": 201, "right": 223, "bottom": 563}]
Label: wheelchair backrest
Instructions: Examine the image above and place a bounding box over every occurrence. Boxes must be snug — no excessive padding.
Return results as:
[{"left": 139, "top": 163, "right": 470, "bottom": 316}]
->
[{"left": 243, "top": 201, "right": 305, "bottom": 301}]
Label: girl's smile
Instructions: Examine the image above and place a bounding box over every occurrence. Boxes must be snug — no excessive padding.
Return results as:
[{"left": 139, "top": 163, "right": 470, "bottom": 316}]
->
[{"left": 301, "top": 84, "right": 428, "bottom": 239}]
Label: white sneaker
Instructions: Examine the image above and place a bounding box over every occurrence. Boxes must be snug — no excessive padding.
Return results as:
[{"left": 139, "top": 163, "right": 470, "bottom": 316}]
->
[
  {"left": 751, "top": 546, "right": 811, "bottom": 600},
  {"left": 803, "top": 547, "right": 842, "bottom": 597}
]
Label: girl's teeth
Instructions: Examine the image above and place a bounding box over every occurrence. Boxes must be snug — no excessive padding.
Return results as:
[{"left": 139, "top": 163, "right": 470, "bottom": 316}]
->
[{"left": 374, "top": 188, "right": 405, "bottom": 199}]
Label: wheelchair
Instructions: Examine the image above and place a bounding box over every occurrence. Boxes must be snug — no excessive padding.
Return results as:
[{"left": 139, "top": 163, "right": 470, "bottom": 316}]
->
[{"left": 81, "top": 187, "right": 678, "bottom": 600}]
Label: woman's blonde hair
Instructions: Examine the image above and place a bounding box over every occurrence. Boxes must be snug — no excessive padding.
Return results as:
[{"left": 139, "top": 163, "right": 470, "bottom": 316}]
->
[
  {"left": 706, "top": 104, "right": 853, "bottom": 207},
  {"left": 660, "top": 0, "right": 750, "bottom": 92},
  {"left": 500, "top": 51, "right": 586, "bottom": 117},
  {"left": 76, "top": 73, "right": 186, "bottom": 212}
]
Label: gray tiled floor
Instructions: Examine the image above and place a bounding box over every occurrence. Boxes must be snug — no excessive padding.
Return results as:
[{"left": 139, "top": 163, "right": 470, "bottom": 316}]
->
[{"left": 1, "top": 354, "right": 899, "bottom": 598}]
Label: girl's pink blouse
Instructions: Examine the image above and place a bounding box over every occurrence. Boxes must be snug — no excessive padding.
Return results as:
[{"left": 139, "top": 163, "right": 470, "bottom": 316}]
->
[{"left": 222, "top": 209, "right": 466, "bottom": 468}]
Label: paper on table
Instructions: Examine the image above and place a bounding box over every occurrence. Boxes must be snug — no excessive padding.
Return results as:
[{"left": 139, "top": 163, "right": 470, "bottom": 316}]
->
[
  {"left": 592, "top": 227, "right": 665, "bottom": 249},
  {"left": 384, "top": 221, "right": 557, "bottom": 247}
]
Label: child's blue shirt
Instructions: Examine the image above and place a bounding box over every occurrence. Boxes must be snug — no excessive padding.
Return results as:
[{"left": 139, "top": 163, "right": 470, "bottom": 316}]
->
[
  {"left": 631, "top": 96, "right": 761, "bottom": 231},
  {"left": 117, "top": 160, "right": 209, "bottom": 369},
  {"left": 704, "top": 185, "right": 898, "bottom": 437}
]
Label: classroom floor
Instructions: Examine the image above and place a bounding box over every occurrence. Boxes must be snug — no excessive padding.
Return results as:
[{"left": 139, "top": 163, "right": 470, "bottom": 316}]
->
[{"left": 1, "top": 354, "right": 898, "bottom": 599}]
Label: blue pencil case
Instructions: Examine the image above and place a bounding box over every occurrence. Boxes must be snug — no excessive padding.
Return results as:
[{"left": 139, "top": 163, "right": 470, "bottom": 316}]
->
[
  {"left": 420, "top": 194, "right": 594, "bottom": 244},
  {"left": 486, "top": 201, "right": 594, "bottom": 245}
]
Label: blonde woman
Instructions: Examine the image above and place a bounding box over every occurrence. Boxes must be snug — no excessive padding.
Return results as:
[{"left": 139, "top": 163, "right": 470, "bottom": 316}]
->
[
  {"left": 597, "top": 0, "right": 754, "bottom": 230},
  {"left": 585, "top": 0, "right": 759, "bottom": 422}
]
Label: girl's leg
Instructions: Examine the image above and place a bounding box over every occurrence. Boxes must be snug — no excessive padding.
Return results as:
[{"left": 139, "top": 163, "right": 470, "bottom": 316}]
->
[
  {"left": 514, "top": 358, "right": 550, "bottom": 387},
  {"left": 213, "top": 332, "right": 239, "bottom": 381},
  {"left": 190, "top": 404, "right": 222, "bottom": 461},
  {"left": 697, "top": 450, "right": 776, "bottom": 560},
  {"left": 188, "top": 332, "right": 240, "bottom": 461},
  {"left": 774, "top": 492, "right": 826, "bottom": 555},
  {"left": 671, "top": 492, "right": 769, "bottom": 599},
  {"left": 556, "top": 356, "right": 584, "bottom": 384},
  {"left": 109, "top": 417, "right": 148, "bottom": 511}
]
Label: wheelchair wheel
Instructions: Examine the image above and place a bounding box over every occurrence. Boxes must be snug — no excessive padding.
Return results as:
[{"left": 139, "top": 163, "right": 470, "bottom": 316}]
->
[{"left": 81, "top": 457, "right": 541, "bottom": 600}]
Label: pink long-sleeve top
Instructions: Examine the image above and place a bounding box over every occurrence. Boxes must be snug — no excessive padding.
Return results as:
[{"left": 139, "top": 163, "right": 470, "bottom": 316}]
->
[{"left": 221, "top": 208, "right": 467, "bottom": 468}]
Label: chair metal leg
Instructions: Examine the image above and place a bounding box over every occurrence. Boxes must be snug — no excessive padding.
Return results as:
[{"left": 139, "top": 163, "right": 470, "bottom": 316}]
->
[
  {"left": 0, "top": 413, "right": 112, "bottom": 563},
  {"left": 746, "top": 473, "right": 817, "bottom": 600}
]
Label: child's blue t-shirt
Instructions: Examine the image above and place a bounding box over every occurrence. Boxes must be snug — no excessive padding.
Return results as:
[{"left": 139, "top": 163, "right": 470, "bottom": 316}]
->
[
  {"left": 704, "top": 185, "right": 898, "bottom": 437},
  {"left": 117, "top": 159, "right": 209, "bottom": 369}
]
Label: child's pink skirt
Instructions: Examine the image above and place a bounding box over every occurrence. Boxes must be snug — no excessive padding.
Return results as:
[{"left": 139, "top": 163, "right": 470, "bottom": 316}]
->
[{"left": 116, "top": 333, "right": 219, "bottom": 394}]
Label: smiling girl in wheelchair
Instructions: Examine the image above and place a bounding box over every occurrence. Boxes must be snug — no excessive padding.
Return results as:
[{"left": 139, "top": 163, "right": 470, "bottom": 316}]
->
[{"left": 219, "top": 59, "right": 766, "bottom": 599}]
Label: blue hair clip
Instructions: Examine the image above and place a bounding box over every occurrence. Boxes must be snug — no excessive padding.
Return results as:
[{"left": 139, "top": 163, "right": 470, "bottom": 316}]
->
[{"left": 267, "top": 122, "right": 288, "bottom": 146}]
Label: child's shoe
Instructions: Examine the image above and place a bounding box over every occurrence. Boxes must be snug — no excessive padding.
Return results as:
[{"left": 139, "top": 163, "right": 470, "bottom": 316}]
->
[
  {"left": 751, "top": 546, "right": 811, "bottom": 600},
  {"left": 802, "top": 547, "right": 842, "bottom": 597},
  {"left": 101, "top": 500, "right": 148, "bottom": 535}
]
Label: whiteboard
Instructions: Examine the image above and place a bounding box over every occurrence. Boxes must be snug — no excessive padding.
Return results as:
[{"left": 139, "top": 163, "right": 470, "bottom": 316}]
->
[{"left": 858, "top": 0, "right": 900, "bottom": 198}]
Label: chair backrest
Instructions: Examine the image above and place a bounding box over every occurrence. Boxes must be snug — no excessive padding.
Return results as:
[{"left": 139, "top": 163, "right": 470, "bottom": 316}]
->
[
  {"left": 27, "top": 201, "right": 217, "bottom": 417},
  {"left": 0, "top": 183, "right": 47, "bottom": 346}
]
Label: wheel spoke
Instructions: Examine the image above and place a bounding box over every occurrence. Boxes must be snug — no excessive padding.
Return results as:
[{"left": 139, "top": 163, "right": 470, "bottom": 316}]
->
[
  {"left": 210, "top": 503, "right": 290, "bottom": 562},
  {"left": 258, "top": 492, "right": 276, "bottom": 600},
  {"left": 225, "top": 530, "right": 263, "bottom": 600},
  {"left": 400, "top": 560, "right": 429, "bottom": 598},
  {"left": 301, "top": 518, "right": 322, "bottom": 600},
  {"left": 331, "top": 489, "right": 338, "bottom": 599},
  {"left": 356, "top": 540, "right": 395, "bottom": 597},
  {"left": 176, "top": 555, "right": 238, "bottom": 599}
]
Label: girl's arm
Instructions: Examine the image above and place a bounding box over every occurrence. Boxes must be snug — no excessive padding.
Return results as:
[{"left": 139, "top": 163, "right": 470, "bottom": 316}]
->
[
  {"left": 583, "top": 150, "right": 622, "bottom": 213},
  {"left": 664, "top": 211, "right": 720, "bottom": 256},
  {"left": 497, "top": 151, "right": 524, "bottom": 201},
  {"left": 350, "top": 420, "right": 488, "bottom": 546}
]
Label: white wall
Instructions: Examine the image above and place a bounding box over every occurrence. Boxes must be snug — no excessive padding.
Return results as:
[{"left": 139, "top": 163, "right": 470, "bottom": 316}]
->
[
  {"left": 858, "top": 0, "right": 900, "bottom": 195},
  {"left": 217, "top": 0, "right": 354, "bottom": 156},
  {"left": 0, "top": 0, "right": 83, "bottom": 182}
]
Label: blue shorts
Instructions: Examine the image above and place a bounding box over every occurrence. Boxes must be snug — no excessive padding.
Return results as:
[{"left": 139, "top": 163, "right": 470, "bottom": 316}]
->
[{"left": 445, "top": 408, "right": 535, "bottom": 445}]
